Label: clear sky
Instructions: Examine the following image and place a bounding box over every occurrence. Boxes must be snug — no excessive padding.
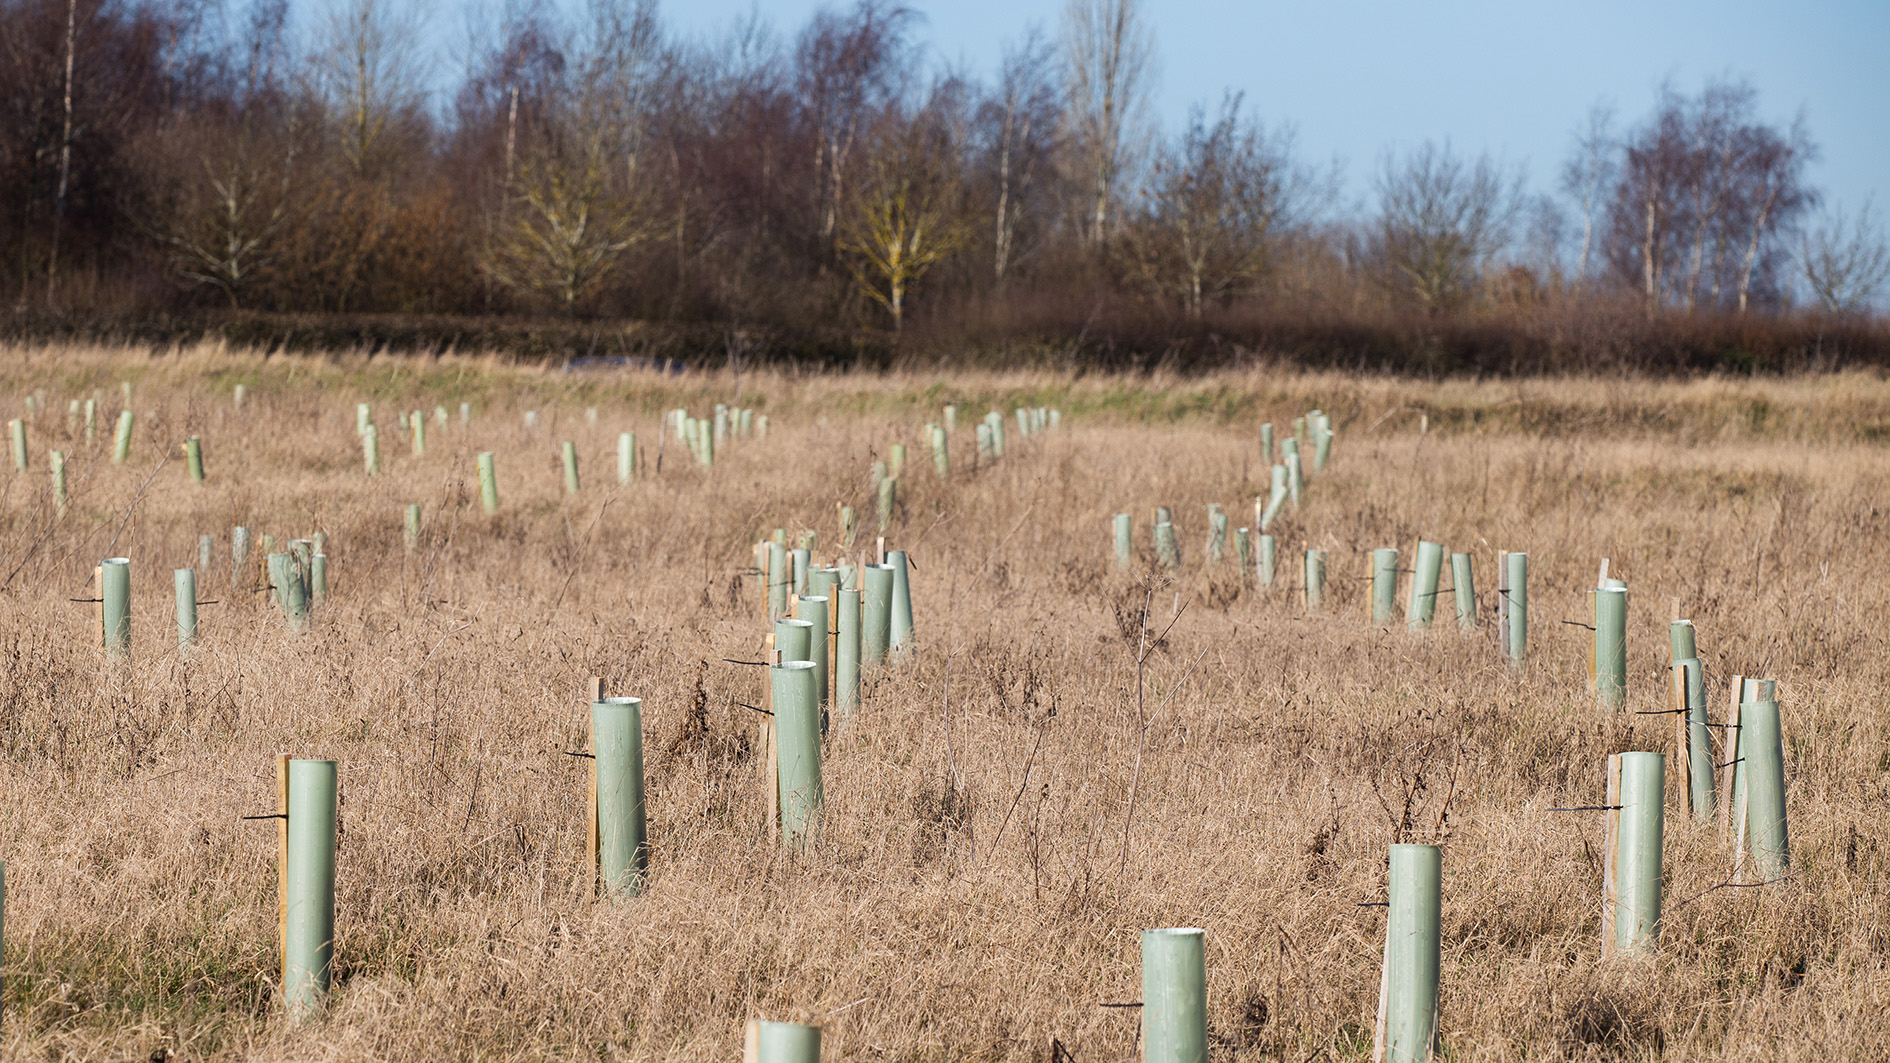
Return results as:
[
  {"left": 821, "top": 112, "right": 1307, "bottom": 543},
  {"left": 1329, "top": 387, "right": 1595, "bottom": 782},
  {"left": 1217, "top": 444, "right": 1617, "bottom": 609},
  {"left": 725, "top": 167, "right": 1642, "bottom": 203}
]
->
[{"left": 431, "top": 0, "right": 1887, "bottom": 218}]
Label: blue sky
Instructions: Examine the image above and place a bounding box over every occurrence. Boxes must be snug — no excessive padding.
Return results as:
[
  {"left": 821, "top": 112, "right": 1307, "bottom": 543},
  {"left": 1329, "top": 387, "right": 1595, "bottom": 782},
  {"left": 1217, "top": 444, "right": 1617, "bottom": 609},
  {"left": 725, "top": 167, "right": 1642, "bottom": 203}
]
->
[{"left": 430, "top": 0, "right": 1887, "bottom": 218}]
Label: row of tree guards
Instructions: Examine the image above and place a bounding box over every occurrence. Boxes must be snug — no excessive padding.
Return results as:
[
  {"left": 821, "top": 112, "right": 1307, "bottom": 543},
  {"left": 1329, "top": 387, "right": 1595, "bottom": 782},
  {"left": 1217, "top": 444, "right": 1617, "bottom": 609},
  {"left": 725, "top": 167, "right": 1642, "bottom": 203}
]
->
[
  {"left": 85, "top": 529, "right": 332, "bottom": 652},
  {"left": 32, "top": 391, "right": 1797, "bottom": 1056}
]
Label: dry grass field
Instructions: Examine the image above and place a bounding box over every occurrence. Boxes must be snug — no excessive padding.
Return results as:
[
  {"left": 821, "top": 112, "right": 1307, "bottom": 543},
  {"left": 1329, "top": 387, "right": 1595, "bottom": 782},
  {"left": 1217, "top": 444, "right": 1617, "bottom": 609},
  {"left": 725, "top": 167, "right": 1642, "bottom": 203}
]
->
[{"left": 3, "top": 342, "right": 1890, "bottom": 1061}]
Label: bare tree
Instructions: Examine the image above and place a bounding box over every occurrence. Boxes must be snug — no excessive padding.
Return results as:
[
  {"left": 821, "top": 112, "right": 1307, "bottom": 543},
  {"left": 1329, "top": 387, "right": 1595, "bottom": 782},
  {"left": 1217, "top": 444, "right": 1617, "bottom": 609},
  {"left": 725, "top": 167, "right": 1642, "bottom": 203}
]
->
[
  {"left": 311, "top": 0, "right": 428, "bottom": 173},
  {"left": 1801, "top": 200, "right": 1890, "bottom": 314},
  {"left": 1559, "top": 101, "right": 1614, "bottom": 286},
  {"left": 1126, "top": 93, "right": 1327, "bottom": 318},
  {"left": 796, "top": 2, "right": 918, "bottom": 256},
  {"left": 980, "top": 29, "right": 1059, "bottom": 287},
  {"left": 1374, "top": 141, "right": 1522, "bottom": 313},
  {"left": 1061, "top": 0, "right": 1153, "bottom": 249},
  {"left": 840, "top": 97, "right": 968, "bottom": 330},
  {"left": 1733, "top": 115, "right": 1815, "bottom": 313},
  {"left": 478, "top": 0, "right": 662, "bottom": 313}
]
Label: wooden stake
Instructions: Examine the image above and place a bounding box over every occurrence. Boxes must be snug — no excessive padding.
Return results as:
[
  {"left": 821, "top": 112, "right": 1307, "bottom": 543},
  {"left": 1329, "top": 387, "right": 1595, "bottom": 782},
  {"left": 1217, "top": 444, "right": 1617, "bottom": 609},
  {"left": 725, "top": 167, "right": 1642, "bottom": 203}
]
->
[
  {"left": 762, "top": 635, "right": 779, "bottom": 840},
  {"left": 877, "top": 535, "right": 886, "bottom": 565},
  {"left": 1672, "top": 662, "right": 1691, "bottom": 815},
  {"left": 1495, "top": 550, "right": 1509, "bottom": 654},
  {"left": 586, "top": 677, "right": 601, "bottom": 890},
  {"left": 1718, "top": 674, "right": 1743, "bottom": 833},
  {"left": 743, "top": 1019, "right": 761, "bottom": 1063},
  {"left": 1601, "top": 753, "right": 1621, "bottom": 958},
  {"left": 276, "top": 752, "right": 290, "bottom": 986}
]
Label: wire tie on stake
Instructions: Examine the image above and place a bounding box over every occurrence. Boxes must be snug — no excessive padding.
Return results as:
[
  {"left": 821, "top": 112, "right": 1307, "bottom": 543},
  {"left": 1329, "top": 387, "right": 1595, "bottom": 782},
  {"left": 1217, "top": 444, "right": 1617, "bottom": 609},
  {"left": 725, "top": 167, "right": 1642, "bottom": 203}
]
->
[
  {"left": 561, "top": 751, "right": 596, "bottom": 760},
  {"left": 737, "top": 702, "right": 774, "bottom": 716},
  {"left": 1547, "top": 805, "right": 1624, "bottom": 812},
  {"left": 241, "top": 813, "right": 287, "bottom": 821},
  {"left": 1561, "top": 620, "right": 1596, "bottom": 630}
]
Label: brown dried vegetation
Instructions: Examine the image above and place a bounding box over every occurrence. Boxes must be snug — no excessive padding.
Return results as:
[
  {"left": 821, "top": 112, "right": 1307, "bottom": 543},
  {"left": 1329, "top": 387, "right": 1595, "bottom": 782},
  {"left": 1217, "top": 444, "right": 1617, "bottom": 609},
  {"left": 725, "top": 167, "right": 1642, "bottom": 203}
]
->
[{"left": 1, "top": 343, "right": 1889, "bottom": 1059}]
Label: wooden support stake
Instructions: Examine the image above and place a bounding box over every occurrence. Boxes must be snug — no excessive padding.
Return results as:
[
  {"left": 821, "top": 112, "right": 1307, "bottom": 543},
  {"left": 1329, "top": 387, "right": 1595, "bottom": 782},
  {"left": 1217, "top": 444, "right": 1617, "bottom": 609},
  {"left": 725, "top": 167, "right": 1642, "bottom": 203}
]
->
[
  {"left": 1718, "top": 674, "right": 1743, "bottom": 833},
  {"left": 1495, "top": 550, "right": 1509, "bottom": 654},
  {"left": 877, "top": 535, "right": 886, "bottom": 565},
  {"left": 276, "top": 752, "right": 290, "bottom": 986},
  {"left": 586, "top": 677, "right": 601, "bottom": 891},
  {"left": 743, "top": 1019, "right": 761, "bottom": 1063},
  {"left": 1601, "top": 753, "right": 1621, "bottom": 958},
  {"left": 762, "top": 635, "right": 779, "bottom": 840},
  {"left": 1672, "top": 662, "right": 1691, "bottom": 815}
]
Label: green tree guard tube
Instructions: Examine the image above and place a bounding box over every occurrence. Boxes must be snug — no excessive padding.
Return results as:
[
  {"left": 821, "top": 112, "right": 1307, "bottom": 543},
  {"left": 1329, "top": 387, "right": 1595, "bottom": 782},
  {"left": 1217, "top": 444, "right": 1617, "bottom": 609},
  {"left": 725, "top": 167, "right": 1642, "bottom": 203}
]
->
[
  {"left": 775, "top": 618, "right": 815, "bottom": 669},
  {"left": 1408, "top": 540, "right": 1444, "bottom": 627},
  {"left": 1260, "top": 422, "right": 1274, "bottom": 463},
  {"left": 284, "top": 759, "right": 338, "bottom": 1020},
  {"left": 83, "top": 398, "right": 95, "bottom": 444},
  {"left": 1673, "top": 658, "right": 1713, "bottom": 818},
  {"left": 1304, "top": 549, "right": 1325, "bottom": 611},
  {"left": 975, "top": 424, "right": 992, "bottom": 464},
  {"left": 592, "top": 697, "right": 648, "bottom": 896},
  {"left": 362, "top": 424, "right": 380, "bottom": 475},
  {"left": 771, "top": 660, "right": 823, "bottom": 848},
  {"left": 1450, "top": 553, "right": 1476, "bottom": 631},
  {"left": 562, "top": 441, "right": 581, "bottom": 494},
  {"left": 1612, "top": 752, "right": 1665, "bottom": 954},
  {"left": 9, "top": 417, "right": 26, "bottom": 471},
  {"left": 278, "top": 554, "right": 309, "bottom": 632},
  {"left": 434, "top": 405, "right": 447, "bottom": 428},
  {"left": 1259, "top": 534, "right": 1277, "bottom": 588},
  {"left": 356, "top": 402, "right": 371, "bottom": 435},
  {"left": 231, "top": 527, "right": 250, "bottom": 587},
  {"left": 102, "top": 557, "right": 131, "bottom": 652},
  {"left": 175, "top": 569, "right": 197, "bottom": 649},
  {"left": 862, "top": 564, "right": 895, "bottom": 666},
  {"left": 198, "top": 534, "right": 214, "bottom": 575},
  {"left": 477, "top": 452, "right": 499, "bottom": 514},
  {"left": 1260, "top": 466, "right": 1288, "bottom": 530},
  {"left": 768, "top": 541, "right": 790, "bottom": 618},
  {"left": 888, "top": 549, "right": 913, "bottom": 651},
  {"left": 310, "top": 554, "right": 327, "bottom": 601},
  {"left": 1235, "top": 527, "right": 1252, "bottom": 573},
  {"left": 185, "top": 436, "right": 205, "bottom": 482},
  {"left": 810, "top": 567, "right": 841, "bottom": 603},
  {"left": 404, "top": 504, "right": 421, "bottom": 552},
  {"left": 618, "top": 432, "right": 635, "bottom": 484},
  {"left": 1313, "top": 421, "right": 1333, "bottom": 472},
  {"left": 112, "top": 410, "right": 134, "bottom": 464},
  {"left": 755, "top": 1021, "right": 821, "bottom": 1063},
  {"left": 835, "top": 588, "right": 862, "bottom": 719},
  {"left": 1142, "top": 928, "right": 1208, "bottom": 1063},
  {"left": 1372, "top": 548, "right": 1400, "bottom": 624},
  {"left": 1207, "top": 508, "right": 1228, "bottom": 565},
  {"left": 1377, "top": 844, "right": 1441, "bottom": 1063},
  {"left": 50, "top": 449, "right": 66, "bottom": 514},
  {"left": 1742, "top": 698, "right": 1790, "bottom": 878},
  {"left": 1114, "top": 514, "right": 1133, "bottom": 567},
  {"left": 796, "top": 596, "right": 830, "bottom": 705},
  {"left": 233, "top": 384, "right": 245, "bottom": 410},
  {"left": 1505, "top": 552, "right": 1528, "bottom": 667},
  {"left": 1595, "top": 587, "right": 1627, "bottom": 710},
  {"left": 1154, "top": 522, "right": 1179, "bottom": 569},
  {"left": 411, "top": 410, "right": 425, "bottom": 456},
  {"left": 791, "top": 548, "right": 811, "bottom": 596},
  {"left": 459, "top": 402, "right": 471, "bottom": 425},
  {"left": 877, "top": 475, "right": 897, "bottom": 532},
  {"left": 932, "top": 426, "right": 950, "bottom": 480},
  {"left": 890, "top": 443, "right": 907, "bottom": 479}
]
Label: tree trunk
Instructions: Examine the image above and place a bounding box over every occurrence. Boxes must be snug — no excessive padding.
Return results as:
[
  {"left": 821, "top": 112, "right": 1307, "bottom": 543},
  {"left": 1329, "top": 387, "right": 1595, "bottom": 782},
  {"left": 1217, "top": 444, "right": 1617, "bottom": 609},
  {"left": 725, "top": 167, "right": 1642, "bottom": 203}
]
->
[{"left": 47, "top": 0, "right": 78, "bottom": 302}]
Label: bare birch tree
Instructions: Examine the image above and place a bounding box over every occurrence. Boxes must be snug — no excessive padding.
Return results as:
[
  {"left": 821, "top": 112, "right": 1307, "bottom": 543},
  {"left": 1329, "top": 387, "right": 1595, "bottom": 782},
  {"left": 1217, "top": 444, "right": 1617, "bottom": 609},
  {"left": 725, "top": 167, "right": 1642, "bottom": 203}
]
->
[
  {"left": 1801, "top": 200, "right": 1890, "bottom": 314},
  {"left": 1061, "top": 0, "right": 1153, "bottom": 249},
  {"left": 1375, "top": 142, "right": 1521, "bottom": 313},
  {"left": 1559, "top": 101, "right": 1614, "bottom": 287},
  {"left": 311, "top": 0, "right": 428, "bottom": 173}
]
